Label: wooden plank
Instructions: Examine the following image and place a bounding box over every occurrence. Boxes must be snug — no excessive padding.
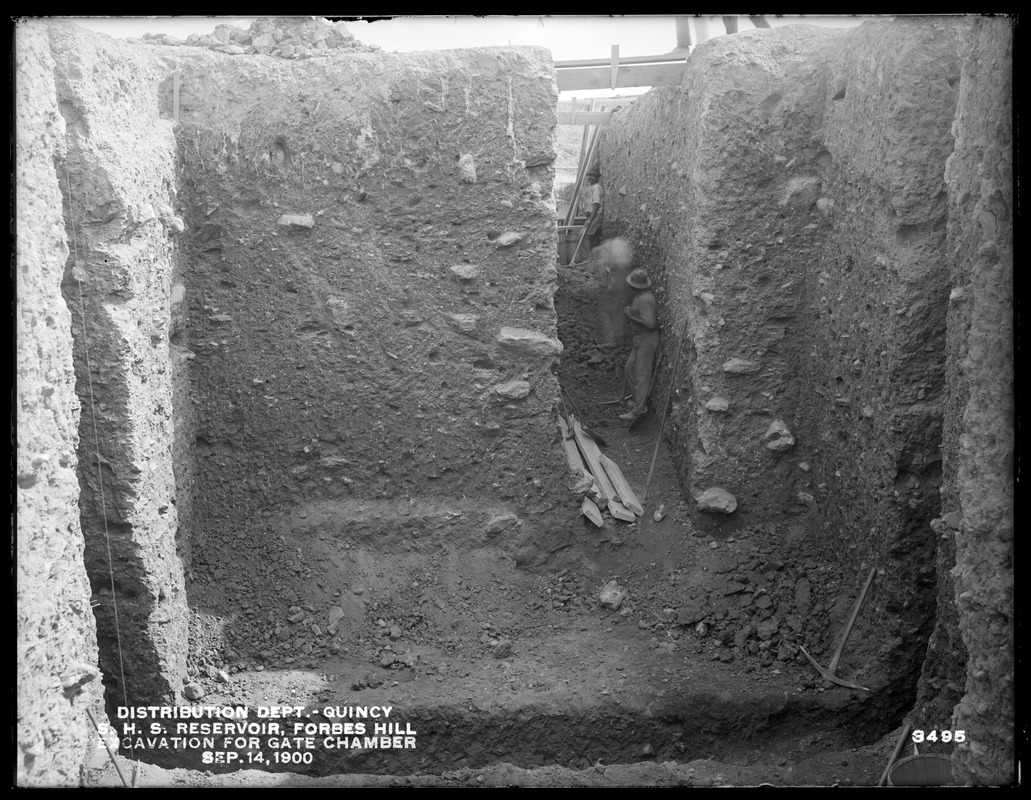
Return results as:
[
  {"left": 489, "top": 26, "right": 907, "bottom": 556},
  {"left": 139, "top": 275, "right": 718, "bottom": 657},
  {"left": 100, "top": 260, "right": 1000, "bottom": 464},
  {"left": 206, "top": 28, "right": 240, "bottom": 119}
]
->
[
  {"left": 599, "top": 453, "right": 645, "bottom": 516},
  {"left": 581, "top": 497, "right": 604, "bottom": 528},
  {"left": 557, "top": 417, "right": 587, "bottom": 477},
  {"left": 571, "top": 418, "right": 616, "bottom": 509},
  {"left": 559, "top": 416, "right": 603, "bottom": 500},
  {"left": 608, "top": 499, "right": 637, "bottom": 522},
  {"left": 556, "top": 62, "right": 688, "bottom": 92},
  {"left": 564, "top": 126, "right": 600, "bottom": 226},
  {"left": 557, "top": 110, "right": 614, "bottom": 126},
  {"left": 173, "top": 70, "right": 180, "bottom": 123}
]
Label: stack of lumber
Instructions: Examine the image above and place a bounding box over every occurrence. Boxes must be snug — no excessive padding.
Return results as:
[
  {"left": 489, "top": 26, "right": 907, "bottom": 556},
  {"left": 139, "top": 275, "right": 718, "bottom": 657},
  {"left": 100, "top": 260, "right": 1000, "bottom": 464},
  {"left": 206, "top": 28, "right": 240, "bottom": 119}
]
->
[{"left": 558, "top": 415, "right": 644, "bottom": 528}]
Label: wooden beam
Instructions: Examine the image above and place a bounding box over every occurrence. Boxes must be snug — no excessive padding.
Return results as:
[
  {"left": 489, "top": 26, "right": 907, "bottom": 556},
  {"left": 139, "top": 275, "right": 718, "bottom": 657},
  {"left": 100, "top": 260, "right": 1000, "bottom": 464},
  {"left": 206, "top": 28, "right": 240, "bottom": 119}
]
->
[
  {"left": 608, "top": 499, "right": 637, "bottom": 523},
  {"left": 556, "top": 53, "right": 688, "bottom": 69},
  {"left": 599, "top": 454, "right": 644, "bottom": 516},
  {"left": 581, "top": 497, "right": 604, "bottom": 527},
  {"left": 556, "top": 62, "right": 687, "bottom": 92},
  {"left": 557, "top": 417, "right": 589, "bottom": 479},
  {"left": 564, "top": 126, "right": 600, "bottom": 226},
  {"left": 571, "top": 419, "right": 616, "bottom": 509},
  {"left": 557, "top": 110, "right": 613, "bottom": 126},
  {"left": 173, "top": 69, "right": 180, "bottom": 123}
]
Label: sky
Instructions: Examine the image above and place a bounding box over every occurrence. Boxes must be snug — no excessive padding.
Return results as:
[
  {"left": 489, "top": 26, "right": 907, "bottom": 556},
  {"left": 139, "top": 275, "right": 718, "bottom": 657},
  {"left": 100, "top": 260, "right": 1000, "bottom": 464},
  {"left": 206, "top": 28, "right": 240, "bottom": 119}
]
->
[{"left": 58, "top": 15, "right": 880, "bottom": 98}]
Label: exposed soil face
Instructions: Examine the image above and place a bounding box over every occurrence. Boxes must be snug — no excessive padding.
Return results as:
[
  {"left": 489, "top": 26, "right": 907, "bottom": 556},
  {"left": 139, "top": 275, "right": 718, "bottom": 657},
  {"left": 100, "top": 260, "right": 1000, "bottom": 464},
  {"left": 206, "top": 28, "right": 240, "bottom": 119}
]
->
[
  {"left": 112, "top": 256, "right": 917, "bottom": 786},
  {"left": 17, "top": 15, "right": 1014, "bottom": 788}
]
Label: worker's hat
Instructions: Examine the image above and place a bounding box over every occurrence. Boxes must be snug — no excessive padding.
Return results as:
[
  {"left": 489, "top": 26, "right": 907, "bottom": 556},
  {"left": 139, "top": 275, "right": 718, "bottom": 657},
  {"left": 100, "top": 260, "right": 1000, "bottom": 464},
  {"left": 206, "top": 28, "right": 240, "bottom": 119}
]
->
[
  {"left": 626, "top": 268, "right": 651, "bottom": 289},
  {"left": 587, "top": 167, "right": 601, "bottom": 177}
]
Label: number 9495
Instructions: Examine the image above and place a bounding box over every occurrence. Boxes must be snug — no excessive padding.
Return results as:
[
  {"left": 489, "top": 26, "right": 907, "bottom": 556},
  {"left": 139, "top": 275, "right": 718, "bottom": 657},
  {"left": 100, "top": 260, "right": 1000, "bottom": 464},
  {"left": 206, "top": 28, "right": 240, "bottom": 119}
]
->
[{"left": 912, "top": 730, "right": 965, "bottom": 743}]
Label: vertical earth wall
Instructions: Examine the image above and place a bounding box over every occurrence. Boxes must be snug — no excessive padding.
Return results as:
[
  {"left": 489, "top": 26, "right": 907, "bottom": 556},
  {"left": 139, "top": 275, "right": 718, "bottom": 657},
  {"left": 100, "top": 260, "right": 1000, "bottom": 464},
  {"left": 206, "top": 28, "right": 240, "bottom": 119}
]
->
[
  {"left": 793, "top": 17, "right": 961, "bottom": 717},
  {"left": 600, "top": 17, "right": 1012, "bottom": 784},
  {"left": 15, "top": 21, "right": 103, "bottom": 787},
  {"left": 939, "top": 17, "right": 1014, "bottom": 786},
  {"left": 169, "top": 43, "right": 567, "bottom": 596},
  {"left": 50, "top": 23, "right": 193, "bottom": 710}
]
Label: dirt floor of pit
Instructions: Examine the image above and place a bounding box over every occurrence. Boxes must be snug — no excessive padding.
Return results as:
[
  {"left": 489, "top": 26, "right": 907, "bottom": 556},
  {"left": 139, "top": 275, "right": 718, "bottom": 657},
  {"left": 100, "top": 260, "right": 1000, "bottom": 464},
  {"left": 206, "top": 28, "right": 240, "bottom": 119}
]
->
[{"left": 96, "top": 257, "right": 947, "bottom": 787}]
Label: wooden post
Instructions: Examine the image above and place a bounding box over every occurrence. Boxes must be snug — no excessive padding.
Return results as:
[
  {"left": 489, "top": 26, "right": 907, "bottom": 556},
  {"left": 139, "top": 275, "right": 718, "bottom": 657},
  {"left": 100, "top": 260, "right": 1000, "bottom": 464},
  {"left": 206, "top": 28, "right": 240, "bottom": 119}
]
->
[
  {"left": 564, "top": 125, "right": 600, "bottom": 227},
  {"left": 610, "top": 45, "right": 619, "bottom": 91},
  {"left": 723, "top": 16, "right": 739, "bottom": 34},
  {"left": 173, "top": 69, "right": 180, "bottom": 123},
  {"left": 675, "top": 17, "right": 694, "bottom": 49},
  {"left": 694, "top": 17, "right": 711, "bottom": 45}
]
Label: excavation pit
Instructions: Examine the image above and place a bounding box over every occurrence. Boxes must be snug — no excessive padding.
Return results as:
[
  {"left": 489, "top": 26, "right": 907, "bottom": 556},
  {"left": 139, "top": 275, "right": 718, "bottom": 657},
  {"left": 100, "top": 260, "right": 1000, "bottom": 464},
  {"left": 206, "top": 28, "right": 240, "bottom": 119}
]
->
[{"left": 16, "top": 15, "right": 1013, "bottom": 788}]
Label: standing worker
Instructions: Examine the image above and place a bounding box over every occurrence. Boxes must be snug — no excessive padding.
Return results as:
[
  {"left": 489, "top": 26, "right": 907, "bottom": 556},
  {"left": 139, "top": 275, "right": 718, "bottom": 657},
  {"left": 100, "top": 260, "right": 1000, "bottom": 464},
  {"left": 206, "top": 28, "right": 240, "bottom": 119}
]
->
[
  {"left": 582, "top": 168, "right": 604, "bottom": 259},
  {"left": 619, "top": 268, "right": 660, "bottom": 426}
]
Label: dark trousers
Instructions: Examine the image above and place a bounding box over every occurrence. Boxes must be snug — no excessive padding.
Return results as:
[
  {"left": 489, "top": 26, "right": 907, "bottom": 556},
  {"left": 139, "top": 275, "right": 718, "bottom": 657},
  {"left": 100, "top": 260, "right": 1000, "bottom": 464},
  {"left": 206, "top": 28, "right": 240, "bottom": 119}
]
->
[{"left": 625, "top": 330, "right": 659, "bottom": 416}]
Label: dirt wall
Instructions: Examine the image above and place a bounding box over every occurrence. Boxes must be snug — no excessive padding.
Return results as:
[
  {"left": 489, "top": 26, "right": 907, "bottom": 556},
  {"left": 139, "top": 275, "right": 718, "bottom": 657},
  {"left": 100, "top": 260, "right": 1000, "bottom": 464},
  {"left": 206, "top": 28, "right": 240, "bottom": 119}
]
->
[
  {"left": 601, "top": 18, "right": 958, "bottom": 676},
  {"left": 793, "top": 17, "right": 961, "bottom": 718},
  {"left": 49, "top": 23, "right": 192, "bottom": 710},
  {"left": 599, "top": 17, "right": 1013, "bottom": 784},
  {"left": 939, "top": 17, "right": 1014, "bottom": 785},
  {"left": 15, "top": 21, "right": 102, "bottom": 786},
  {"left": 172, "top": 43, "right": 562, "bottom": 518}
]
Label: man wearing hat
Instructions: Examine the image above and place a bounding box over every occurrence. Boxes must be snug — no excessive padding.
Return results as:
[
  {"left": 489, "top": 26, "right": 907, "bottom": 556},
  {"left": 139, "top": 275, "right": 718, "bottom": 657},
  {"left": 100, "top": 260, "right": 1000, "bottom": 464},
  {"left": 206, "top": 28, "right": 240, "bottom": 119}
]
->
[
  {"left": 620, "top": 268, "right": 659, "bottom": 425},
  {"left": 582, "top": 168, "right": 604, "bottom": 256}
]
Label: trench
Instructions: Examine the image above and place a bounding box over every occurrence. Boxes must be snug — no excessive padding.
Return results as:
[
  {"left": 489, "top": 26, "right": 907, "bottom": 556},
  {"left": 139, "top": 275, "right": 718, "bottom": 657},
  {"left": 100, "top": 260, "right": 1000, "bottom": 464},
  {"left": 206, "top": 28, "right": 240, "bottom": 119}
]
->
[{"left": 51, "top": 24, "right": 963, "bottom": 786}]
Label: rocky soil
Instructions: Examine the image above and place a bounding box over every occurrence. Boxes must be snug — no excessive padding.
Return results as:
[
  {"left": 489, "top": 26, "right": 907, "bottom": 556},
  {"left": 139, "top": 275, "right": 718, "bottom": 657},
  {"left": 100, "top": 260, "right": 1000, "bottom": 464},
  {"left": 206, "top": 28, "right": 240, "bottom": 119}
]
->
[
  {"left": 86, "top": 254, "right": 956, "bottom": 787},
  {"left": 20, "top": 16, "right": 1009, "bottom": 788}
]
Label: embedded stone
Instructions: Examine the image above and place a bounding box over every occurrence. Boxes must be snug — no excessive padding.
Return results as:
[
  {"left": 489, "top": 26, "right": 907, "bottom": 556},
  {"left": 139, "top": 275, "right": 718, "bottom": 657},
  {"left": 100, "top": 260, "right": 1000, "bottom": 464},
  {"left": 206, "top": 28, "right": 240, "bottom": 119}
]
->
[
  {"left": 677, "top": 600, "right": 705, "bottom": 625},
  {"left": 170, "top": 283, "right": 186, "bottom": 308},
  {"left": 458, "top": 153, "right": 477, "bottom": 183},
  {"left": 599, "top": 580, "right": 627, "bottom": 610},
  {"left": 494, "top": 231, "right": 523, "bottom": 247},
  {"left": 696, "top": 487, "right": 738, "bottom": 514},
  {"left": 496, "top": 327, "right": 563, "bottom": 356},
  {"left": 763, "top": 419, "right": 795, "bottom": 452},
  {"left": 493, "top": 380, "right": 531, "bottom": 400},
  {"left": 757, "top": 619, "right": 779, "bottom": 640},
  {"left": 794, "top": 579, "right": 812, "bottom": 612},
  {"left": 60, "top": 663, "right": 99, "bottom": 693},
  {"left": 450, "top": 264, "right": 480, "bottom": 281},
  {"left": 183, "top": 682, "right": 205, "bottom": 701},
  {"left": 705, "top": 396, "right": 730, "bottom": 412},
  {"left": 484, "top": 512, "right": 521, "bottom": 535},
  {"left": 447, "top": 313, "right": 479, "bottom": 333},
  {"left": 278, "top": 213, "right": 315, "bottom": 229},
  {"left": 723, "top": 358, "right": 760, "bottom": 375}
]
